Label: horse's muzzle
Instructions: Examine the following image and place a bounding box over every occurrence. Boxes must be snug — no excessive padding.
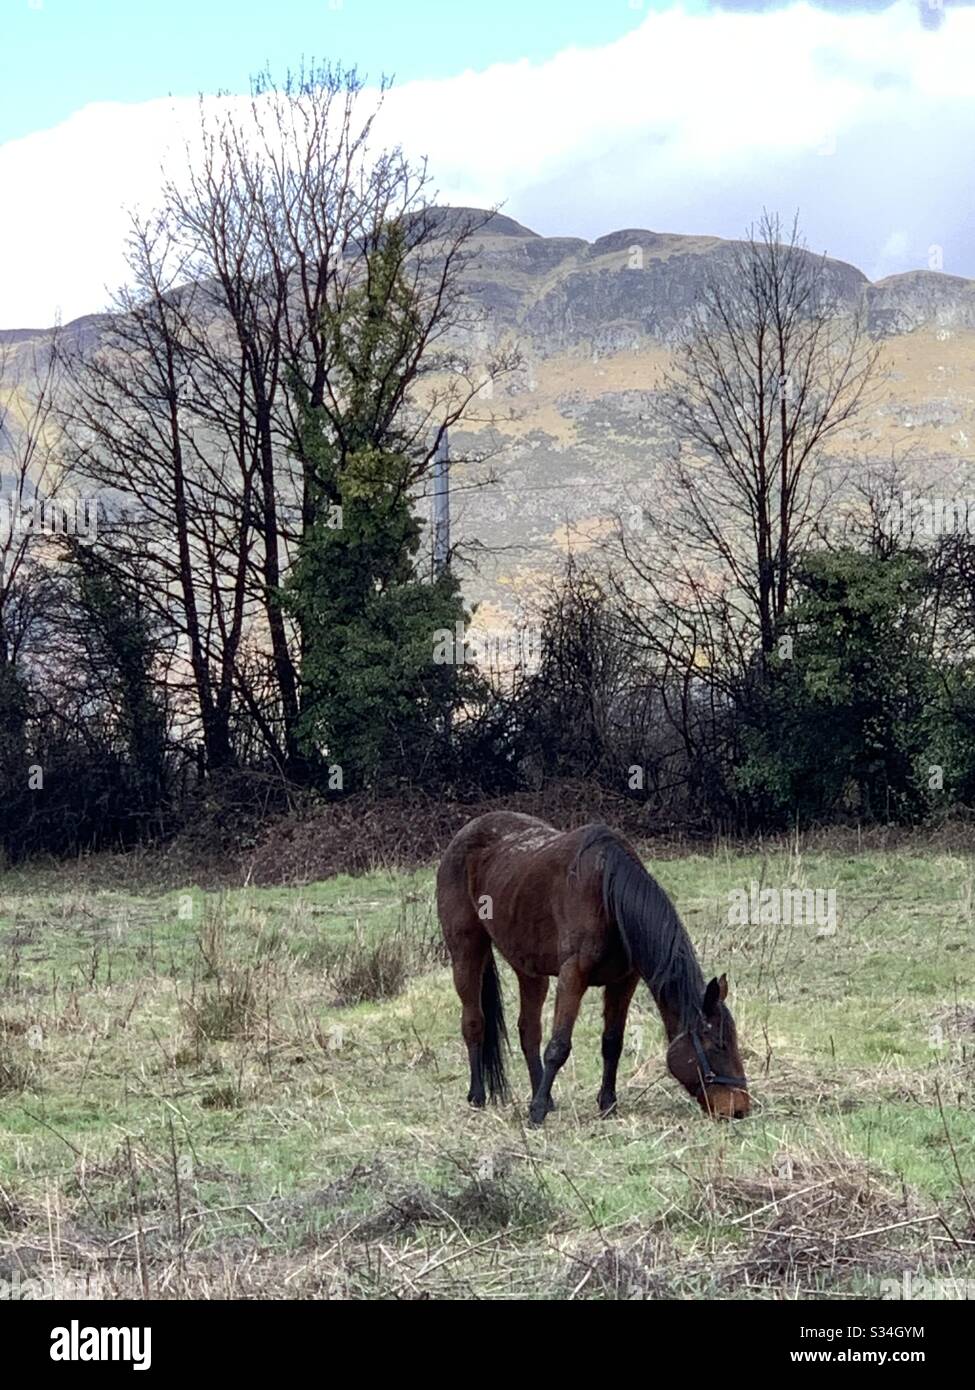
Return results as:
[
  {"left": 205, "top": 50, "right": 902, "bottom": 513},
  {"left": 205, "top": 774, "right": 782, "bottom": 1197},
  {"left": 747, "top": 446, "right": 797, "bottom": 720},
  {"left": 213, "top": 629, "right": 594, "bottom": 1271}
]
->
[{"left": 699, "top": 1086, "right": 750, "bottom": 1120}]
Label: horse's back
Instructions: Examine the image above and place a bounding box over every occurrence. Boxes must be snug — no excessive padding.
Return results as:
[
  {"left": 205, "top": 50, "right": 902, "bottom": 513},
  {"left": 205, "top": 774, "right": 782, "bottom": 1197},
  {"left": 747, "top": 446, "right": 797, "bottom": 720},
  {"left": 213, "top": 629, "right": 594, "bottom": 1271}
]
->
[
  {"left": 438, "top": 812, "right": 555, "bottom": 880},
  {"left": 445, "top": 810, "right": 554, "bottom": 852},
  {"left": 436, "top": 812, "right": 560, "bottom": 934}
]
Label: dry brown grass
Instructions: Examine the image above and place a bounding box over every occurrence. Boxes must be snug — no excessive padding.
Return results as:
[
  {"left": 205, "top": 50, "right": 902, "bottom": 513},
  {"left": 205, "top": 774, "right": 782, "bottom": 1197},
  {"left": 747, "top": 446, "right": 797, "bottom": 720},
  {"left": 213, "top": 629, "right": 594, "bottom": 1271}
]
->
[
  {"left": 713, "top": 1152, "right": 946, "bottom": 1288},
  {"left": 326, "top": 937, "right": 411, "bottom": 1006},
  {"left": 1, "top": 842, "right": 972, "bottom": 1301}
]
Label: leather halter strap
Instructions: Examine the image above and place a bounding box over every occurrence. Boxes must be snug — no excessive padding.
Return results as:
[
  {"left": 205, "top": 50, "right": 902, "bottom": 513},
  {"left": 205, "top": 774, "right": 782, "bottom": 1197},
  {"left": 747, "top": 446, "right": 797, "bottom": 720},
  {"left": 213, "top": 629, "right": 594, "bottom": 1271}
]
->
[{"left": 687, "top": 1028, "right": 748, "bottom": 1091}]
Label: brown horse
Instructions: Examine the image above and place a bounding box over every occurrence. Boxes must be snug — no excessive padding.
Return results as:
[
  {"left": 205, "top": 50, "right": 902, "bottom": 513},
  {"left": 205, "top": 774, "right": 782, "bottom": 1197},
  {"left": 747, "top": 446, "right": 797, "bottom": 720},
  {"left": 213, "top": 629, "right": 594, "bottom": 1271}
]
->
[{"left": 437, "top": 811, "right": 749, "bottom": 1124}]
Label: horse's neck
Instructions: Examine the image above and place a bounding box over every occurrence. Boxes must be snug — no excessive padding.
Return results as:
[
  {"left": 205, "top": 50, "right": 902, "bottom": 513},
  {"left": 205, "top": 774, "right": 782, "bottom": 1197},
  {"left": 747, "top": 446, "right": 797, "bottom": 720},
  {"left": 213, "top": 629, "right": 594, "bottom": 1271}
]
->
[
  {"left": 648, "top": 967, "right": 704, "bottom": 1042},
  {"left": 653, "top": 995, "right": 686, "bottom": 1044}
]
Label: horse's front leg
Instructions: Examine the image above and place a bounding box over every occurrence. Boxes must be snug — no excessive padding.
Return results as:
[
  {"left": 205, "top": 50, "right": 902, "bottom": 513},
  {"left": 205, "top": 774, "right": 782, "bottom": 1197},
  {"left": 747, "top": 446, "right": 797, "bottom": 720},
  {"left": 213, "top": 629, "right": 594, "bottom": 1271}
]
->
[
  {"left": 528, "top": 959, "right": 588, "bottom": 1126},
  {"left": 598, "top": 971, "right": 639, "bottom": 1116}
]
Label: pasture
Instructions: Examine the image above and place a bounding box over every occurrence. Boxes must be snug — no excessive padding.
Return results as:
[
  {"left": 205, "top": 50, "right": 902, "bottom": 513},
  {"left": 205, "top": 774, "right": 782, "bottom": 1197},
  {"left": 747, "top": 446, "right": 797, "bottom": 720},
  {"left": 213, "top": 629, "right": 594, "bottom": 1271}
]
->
[{"left": 0, "top": 840, "right": 973, "bottom": 1300}]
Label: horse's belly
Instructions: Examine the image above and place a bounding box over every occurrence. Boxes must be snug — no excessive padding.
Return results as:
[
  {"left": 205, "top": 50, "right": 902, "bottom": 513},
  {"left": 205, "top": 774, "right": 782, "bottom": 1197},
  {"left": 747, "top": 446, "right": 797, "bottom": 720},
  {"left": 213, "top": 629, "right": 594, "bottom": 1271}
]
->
[
  {"left": 586, "top": 930, "right": 633, "bottom": 986},
  {"left": 504, "top": 947, "right": 561, "bottom": 978},
  {"left": 504, "top": 937, "right": 630, "bottom": 984},
  {"left": 589, "top": 956, "right": 634, "bottom": 987}
]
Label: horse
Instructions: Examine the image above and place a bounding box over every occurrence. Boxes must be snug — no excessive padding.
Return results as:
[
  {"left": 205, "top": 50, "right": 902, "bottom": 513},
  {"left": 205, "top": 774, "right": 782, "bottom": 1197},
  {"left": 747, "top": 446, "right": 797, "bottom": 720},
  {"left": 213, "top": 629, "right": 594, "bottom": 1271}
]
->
[{"left": 436, "top": 811, "right": 749, "bottom": 1124}]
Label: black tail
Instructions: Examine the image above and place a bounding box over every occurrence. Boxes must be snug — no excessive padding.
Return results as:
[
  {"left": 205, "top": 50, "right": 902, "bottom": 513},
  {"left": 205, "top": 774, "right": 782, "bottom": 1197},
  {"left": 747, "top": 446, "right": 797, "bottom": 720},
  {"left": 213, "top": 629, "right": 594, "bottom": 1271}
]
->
[{"left": 481, "top": 948, "right": 510, "bottom": 1103}]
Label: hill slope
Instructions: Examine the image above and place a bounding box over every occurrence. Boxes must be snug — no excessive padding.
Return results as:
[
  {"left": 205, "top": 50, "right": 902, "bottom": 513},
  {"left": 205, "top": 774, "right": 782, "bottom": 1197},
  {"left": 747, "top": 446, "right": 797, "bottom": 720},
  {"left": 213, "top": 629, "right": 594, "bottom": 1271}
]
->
[{"left": 4, "top": 212, "right": 975, "bottom": 616}]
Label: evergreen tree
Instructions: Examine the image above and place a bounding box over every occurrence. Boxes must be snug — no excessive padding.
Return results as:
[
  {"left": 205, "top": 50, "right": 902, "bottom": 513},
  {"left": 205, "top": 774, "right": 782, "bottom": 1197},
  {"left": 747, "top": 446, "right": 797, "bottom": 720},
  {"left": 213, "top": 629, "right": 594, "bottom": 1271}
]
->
[{"left": 286, "top": 225, "right": 481, "bottom": 788}]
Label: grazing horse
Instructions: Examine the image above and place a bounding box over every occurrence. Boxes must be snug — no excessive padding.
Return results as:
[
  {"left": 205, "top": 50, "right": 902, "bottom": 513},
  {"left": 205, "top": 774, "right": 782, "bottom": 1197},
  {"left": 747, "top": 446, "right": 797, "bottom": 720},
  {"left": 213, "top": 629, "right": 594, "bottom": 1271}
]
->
[{"left": 436, "top": 811, "right": 749, "bottom": 1124}]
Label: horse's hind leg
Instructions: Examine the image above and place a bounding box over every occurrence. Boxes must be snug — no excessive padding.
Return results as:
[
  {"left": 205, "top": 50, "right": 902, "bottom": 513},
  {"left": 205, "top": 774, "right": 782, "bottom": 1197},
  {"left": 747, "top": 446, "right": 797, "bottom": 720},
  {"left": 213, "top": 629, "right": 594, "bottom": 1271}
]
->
[
  {"left": 515, "top": 971, "right": 549, "bottom": 1107},
  {"left": 598, "top": 971, "right": 639, "bottom": 1116},
  {"left": 449, "top": 934, "right": 493, "bottom": 1107},
  {"left": 528, "top": 959, "right": 588, "bottom": 1127},
  {"left": 438, "top": 861, "right": 493, "bottom": 1107}
]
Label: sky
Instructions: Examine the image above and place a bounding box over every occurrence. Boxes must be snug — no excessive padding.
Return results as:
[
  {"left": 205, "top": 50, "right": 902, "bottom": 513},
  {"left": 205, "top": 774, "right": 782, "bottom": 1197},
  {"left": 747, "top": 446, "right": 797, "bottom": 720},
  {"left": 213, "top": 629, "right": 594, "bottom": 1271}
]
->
[{"left": 1, "top": 0, "right": 973, "bottom": 327}]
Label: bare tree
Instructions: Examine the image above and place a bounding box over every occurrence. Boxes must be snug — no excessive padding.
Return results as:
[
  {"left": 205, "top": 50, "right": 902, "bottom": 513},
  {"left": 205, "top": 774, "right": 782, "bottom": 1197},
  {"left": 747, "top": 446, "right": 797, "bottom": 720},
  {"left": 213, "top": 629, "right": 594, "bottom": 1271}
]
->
[
  {"left": 57, "top": 221, "right": 251, "bottom": 773},
  {"left": 60, "top": 64, "right": 518, "bottom": 779},
  {"left": 0, "top": 334, "right": 65, "bottom": 672},
  {"left": 606, "top": 213, "right": 879, "bottom": 816},
  {"left": 622, "top": 211, "right": 878, "bottom": 665},
  {"left": 0, "top": 332, "right": 76, "bottom": 846}
]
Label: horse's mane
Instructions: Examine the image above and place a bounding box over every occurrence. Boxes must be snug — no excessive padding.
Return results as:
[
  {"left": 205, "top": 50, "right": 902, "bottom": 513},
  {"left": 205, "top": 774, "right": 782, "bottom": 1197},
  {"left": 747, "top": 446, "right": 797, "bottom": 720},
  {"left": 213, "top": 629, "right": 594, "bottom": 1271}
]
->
[{"left": 572, "top": 823, "right": 705, "bottom": 1029}]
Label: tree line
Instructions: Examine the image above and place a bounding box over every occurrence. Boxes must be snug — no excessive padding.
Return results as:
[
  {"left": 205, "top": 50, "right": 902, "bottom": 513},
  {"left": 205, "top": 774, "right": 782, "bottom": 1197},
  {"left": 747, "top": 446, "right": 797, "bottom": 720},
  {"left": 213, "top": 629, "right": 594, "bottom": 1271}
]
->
[{"left": 2, "top": 69, "right": 974, "bottom": 860}]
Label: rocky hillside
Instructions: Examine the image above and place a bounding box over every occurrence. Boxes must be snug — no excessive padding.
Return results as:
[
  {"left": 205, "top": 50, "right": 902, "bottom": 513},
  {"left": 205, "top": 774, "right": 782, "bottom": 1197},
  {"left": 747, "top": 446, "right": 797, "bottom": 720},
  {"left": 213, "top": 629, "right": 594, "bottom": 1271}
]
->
[
  {"left": 5, "top": 210, "right": 975, "bottom": 620},
  {"left": 437, "top": 212, "right": 975, "bottom": 621}
]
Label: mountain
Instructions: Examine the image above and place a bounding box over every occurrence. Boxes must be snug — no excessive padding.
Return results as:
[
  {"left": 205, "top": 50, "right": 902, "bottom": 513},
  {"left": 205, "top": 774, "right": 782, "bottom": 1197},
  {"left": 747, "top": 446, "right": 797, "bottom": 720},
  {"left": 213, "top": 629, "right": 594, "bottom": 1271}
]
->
[
  {"left": 447, "top": 211, "right": 869, "bottom": 352},
  {"left": 4, "top": 211, "right": 975, "bottom": 621},
  {"left": 435, "top": 213, "right": 975, "bottom": 620}
]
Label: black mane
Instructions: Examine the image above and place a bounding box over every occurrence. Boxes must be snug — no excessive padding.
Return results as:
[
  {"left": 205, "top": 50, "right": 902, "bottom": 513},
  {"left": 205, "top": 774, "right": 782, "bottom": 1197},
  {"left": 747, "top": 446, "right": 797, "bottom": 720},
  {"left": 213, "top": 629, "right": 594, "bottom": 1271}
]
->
[{"left": 573, "top": 823, "right": 706, "bottom": 1030}]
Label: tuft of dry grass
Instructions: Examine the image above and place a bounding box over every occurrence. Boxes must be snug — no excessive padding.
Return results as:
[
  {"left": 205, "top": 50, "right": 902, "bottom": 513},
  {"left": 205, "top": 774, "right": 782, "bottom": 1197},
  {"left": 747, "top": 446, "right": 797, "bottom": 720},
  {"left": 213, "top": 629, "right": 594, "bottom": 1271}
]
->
[
  {"left": 184, "top": 970, "right": 258, "bottom": 1042},
  {"left": 326, "top": 937, "right": 410, "bottom": 1006},
  {"left": 712, "top": 1151, "right": 949, "bottom": 1290},
  {"left": 0, "top": 1023, "right": 35, "bottom": 1095}
]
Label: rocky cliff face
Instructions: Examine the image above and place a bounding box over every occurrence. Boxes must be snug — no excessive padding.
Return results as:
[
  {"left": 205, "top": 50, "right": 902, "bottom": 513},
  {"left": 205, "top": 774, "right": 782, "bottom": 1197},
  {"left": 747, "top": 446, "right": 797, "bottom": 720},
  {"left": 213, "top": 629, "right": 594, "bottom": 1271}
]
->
[
  {"left": 434, "top": 212, "right": 975, "bottom": 618},
  {"left": 444, "top": 210, "right": 975, "bottom": 355},
  {"left": 4, "top": 210, "right": 975, "bottom": 618},
  {"left": 864, "top": 271, "right": 975, "bottom": 337}
]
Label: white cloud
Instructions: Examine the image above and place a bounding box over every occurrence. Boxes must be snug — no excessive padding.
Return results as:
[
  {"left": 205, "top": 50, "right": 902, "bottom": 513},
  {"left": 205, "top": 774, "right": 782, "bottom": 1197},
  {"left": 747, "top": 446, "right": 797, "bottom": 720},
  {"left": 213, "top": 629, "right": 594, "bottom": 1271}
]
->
[{"left": 1, "top": 0, "right": 973, "bottom": 327}]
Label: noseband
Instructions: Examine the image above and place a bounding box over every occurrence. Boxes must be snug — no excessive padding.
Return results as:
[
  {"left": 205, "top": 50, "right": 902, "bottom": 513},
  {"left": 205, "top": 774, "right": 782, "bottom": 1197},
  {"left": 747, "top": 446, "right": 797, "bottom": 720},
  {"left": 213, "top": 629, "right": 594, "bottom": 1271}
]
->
[{"left": 686, "top": 1028, "right": 748, "bottom": 1092}]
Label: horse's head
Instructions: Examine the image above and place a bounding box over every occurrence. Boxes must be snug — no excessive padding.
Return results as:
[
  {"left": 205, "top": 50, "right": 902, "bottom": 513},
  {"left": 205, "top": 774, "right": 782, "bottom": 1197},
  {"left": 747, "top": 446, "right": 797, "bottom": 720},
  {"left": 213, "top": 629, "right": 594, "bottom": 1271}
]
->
[{"left": 666, "top": 974, "right": 750, "bottom": 1120}]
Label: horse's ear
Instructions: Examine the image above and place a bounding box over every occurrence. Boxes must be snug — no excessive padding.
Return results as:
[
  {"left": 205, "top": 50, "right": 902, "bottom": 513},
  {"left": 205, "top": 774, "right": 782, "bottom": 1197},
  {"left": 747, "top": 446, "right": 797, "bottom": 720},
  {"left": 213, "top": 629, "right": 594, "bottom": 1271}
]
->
[{"left": 702, "top": 975, "right": 729, "bottom": 1015}]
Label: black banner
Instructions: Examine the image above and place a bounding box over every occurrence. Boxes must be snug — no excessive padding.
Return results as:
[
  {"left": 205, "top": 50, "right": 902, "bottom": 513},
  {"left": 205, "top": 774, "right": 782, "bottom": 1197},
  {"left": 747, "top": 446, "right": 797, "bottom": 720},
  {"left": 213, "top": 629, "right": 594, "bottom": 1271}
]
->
[{"left": 5, "top": 1298, "right": 968, "bottom": 1374}]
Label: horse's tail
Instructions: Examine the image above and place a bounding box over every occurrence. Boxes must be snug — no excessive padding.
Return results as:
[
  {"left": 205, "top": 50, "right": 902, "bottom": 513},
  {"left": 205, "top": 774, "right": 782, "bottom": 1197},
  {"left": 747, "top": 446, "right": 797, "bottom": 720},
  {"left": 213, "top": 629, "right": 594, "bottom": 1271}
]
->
[{"left": 481, "top": 947, "right": 510, "bottom": 1103}]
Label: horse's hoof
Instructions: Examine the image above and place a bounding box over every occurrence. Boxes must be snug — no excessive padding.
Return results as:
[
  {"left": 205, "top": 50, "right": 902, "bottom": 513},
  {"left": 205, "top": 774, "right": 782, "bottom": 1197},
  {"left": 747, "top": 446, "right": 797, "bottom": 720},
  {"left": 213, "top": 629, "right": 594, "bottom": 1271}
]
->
[
  {"left": 528, "top": 1103, "right": 550, "bottom": 1127},
  {"left": 467, "top": 1093, "right": 486, "bottom": 1109},
  {"left": 598, "top": 1093, "right": 618, "bottom": 1117},
  {"left": 528, "top": 1091, "right": 555, "bottom": 1125}
]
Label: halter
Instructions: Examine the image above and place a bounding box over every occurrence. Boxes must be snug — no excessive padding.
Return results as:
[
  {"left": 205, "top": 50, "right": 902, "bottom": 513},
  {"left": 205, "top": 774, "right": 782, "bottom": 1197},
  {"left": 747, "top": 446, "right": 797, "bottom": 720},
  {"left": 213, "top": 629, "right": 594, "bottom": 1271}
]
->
[{"left": 686, "top": 1028, "right": 748, "bottom": 1092}]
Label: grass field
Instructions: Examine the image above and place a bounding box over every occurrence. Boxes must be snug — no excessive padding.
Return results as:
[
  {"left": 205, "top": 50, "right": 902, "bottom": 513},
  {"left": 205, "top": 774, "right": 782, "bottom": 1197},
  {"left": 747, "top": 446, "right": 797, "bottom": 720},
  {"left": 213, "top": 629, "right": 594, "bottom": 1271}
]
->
[{"left": 1, "top": 840, "right": 973, "bottom": 1300}]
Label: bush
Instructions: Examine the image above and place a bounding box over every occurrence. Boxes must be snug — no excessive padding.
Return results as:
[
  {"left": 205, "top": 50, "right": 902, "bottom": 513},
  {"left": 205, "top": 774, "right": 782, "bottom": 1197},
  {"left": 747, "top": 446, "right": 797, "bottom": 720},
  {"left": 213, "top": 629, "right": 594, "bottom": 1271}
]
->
[{"left": 733, "top": 549, "right": 940, "bottom": 825}]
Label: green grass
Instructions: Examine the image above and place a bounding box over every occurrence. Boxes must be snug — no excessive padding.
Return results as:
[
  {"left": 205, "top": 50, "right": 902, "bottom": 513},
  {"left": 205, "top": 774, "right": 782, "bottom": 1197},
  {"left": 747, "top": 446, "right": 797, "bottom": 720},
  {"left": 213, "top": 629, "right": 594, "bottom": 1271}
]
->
[{"left": 0, "top": 843, "right": 972, "bottom": 1299}]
